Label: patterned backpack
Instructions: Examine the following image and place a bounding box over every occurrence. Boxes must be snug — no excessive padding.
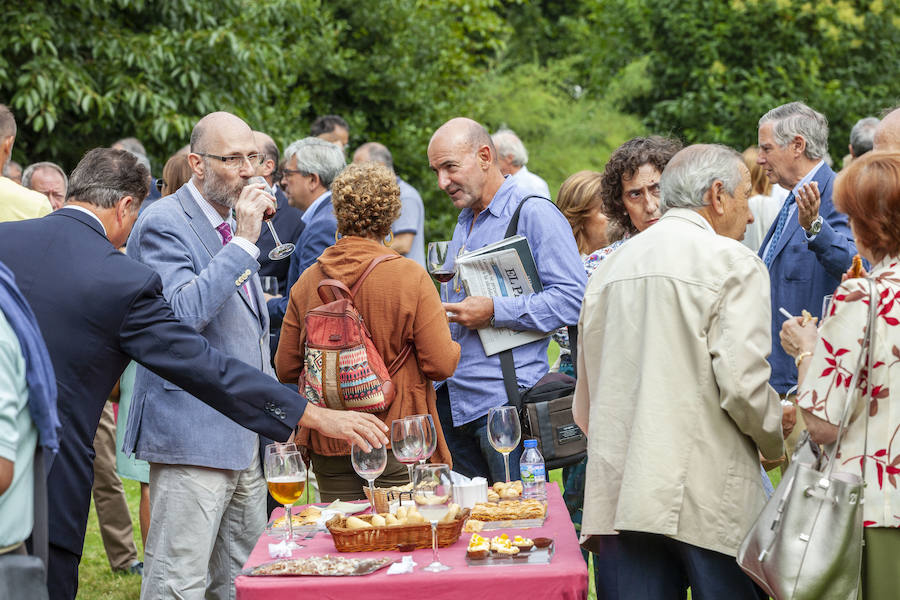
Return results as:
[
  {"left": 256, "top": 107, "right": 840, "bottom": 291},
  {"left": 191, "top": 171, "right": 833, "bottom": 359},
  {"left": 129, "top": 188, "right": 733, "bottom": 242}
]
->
[{"left": 301, "top": 254, "right": 412, "bottom": 413}]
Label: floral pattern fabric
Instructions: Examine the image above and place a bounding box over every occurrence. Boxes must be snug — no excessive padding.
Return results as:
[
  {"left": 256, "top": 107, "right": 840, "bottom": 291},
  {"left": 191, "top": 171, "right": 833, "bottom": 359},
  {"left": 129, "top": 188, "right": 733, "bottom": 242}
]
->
[{"left": 797, "top": 256, "right": 900, "bottom": 528}]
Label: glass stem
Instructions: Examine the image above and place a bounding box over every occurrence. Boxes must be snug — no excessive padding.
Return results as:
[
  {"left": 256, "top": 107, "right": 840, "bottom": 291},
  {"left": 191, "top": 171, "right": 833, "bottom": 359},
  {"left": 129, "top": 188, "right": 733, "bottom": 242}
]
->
[
  {"left": 503, "top": 452, "right": 511, "bottom": 483},
  {"left": 266, "top": 220, "right": 282, "bottom": 246},
  {"left": 430, "top": 520, "right": 439, "bottom": 565},
  {"left": 369, "top": 479, "right": 376, "bottom": 511},
  {"left": 407, "top": 463, "right": 414, "bottom": 485},
  {"left": 284, "top": 503, "right": 294, "bottom": 543}
]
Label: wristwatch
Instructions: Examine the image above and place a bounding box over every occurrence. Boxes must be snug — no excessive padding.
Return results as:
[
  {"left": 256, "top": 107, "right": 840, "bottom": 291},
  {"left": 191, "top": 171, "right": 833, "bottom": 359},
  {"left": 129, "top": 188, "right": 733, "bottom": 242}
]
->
[
  {"left": 805, "top": 215, "right": 823, "bottom": 235},
  {"left": 489, "top": 314, "right": 496, "bottom": 328}
]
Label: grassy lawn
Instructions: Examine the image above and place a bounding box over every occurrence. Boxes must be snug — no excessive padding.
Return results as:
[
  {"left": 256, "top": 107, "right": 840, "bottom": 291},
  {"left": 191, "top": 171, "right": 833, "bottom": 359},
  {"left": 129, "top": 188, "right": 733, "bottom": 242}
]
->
[{"left": 79, "top": 478, "right": 143, "bottom": 599}]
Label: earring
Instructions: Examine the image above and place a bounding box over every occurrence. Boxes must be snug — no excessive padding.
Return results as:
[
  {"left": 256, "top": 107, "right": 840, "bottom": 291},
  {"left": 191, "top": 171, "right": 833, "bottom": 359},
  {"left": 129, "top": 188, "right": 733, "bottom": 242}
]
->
[
  {"left": 334, "top": 230, "right": 343, "bottom": 243},
  {"left": 383, "top": 231, "right": 394, "bottom": 246}
]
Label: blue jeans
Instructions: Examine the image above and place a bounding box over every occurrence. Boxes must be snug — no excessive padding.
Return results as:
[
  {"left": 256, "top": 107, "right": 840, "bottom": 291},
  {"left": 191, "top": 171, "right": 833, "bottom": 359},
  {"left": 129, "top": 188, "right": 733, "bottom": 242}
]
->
[
  {"left": 593, "top": 531, "right": 765, "bottom": 600},
  {"left": 436, "top": 385, "right": 524, "bottom": 484}
]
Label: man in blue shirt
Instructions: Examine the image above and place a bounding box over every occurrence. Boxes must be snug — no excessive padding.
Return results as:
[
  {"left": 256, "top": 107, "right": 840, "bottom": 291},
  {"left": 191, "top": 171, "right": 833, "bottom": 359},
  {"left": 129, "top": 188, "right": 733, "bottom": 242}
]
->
[
  {"left": 352, "top": 142, "right": 426, "bottom": 267},
  {"left": 428, "top": 118, "right": 586, "bottom": 482}
]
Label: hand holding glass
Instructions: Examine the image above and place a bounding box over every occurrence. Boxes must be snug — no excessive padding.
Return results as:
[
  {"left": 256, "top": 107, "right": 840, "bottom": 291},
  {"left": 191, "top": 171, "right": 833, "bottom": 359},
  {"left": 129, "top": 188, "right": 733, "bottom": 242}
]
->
[
  {"left": 426, "top": 241, "right": 454, "bottom": 301},
  {"left": 351, "top": 442, "right": 387, "bottom": 510},
  {"left": 250, "top": 176, "right": 295, "bottom": 260},
  {"left": 413, "top": 464, "right": 454, "bottom": 572},
  {"left": 264, "top": 442, "right": 306, "bottom": 549},
  {"left": 391, "top": 419, "right": 425, "bottom": 484},
  {"left": 487, "top": 406, "right": 521, "bottom": 483}
]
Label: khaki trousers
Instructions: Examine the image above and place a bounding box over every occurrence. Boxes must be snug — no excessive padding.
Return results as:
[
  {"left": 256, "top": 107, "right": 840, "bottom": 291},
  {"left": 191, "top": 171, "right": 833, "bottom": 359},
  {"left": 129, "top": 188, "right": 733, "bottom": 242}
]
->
[{"left": 91, "top": 401, "right": 138, "bottom": 570}]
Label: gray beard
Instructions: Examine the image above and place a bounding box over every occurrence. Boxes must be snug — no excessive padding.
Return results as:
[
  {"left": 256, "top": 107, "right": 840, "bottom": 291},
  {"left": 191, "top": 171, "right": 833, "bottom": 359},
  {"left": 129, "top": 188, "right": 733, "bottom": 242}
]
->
[{"left": 202, "top": 165, "right": 242, "bottom": 209}]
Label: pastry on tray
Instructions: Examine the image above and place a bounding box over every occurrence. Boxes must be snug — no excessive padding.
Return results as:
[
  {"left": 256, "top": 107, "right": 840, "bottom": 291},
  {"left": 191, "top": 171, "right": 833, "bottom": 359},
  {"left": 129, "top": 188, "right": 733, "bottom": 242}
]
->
[
  {"left": 466, "top": 533, "right": 491, "bottom": 560},
  {"left": 490, "top": 534, "right": 520, "bottom": 556},
  {"left": 511, "top": 535, "right": 534, "bottom": 551},
  {"left": 470, "top": 499, "right": 546, "bottom": 522}
]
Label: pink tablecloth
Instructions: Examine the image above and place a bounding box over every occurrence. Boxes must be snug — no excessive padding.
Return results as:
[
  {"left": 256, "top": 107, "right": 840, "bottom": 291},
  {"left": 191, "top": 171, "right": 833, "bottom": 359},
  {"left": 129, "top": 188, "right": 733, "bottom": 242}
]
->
[{"left": 236, "top": 482, "right": 588, "bottom": 600}]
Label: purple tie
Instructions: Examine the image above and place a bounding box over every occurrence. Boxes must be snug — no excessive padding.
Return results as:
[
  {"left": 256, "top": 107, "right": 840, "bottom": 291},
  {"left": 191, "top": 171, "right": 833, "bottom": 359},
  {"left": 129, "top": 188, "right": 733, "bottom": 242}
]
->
[
  {"left": 216, "top": 222, "right": 233, "bottom": 245},
  {"left": 215, "top": 222, "right": 250, "bottom": 302}
]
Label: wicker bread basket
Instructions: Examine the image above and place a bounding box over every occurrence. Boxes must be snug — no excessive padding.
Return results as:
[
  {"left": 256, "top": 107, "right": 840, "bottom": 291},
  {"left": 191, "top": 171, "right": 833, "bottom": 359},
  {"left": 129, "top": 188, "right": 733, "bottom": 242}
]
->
[{"left": 326, "top": 509, "right": 470, "bottom": 552}]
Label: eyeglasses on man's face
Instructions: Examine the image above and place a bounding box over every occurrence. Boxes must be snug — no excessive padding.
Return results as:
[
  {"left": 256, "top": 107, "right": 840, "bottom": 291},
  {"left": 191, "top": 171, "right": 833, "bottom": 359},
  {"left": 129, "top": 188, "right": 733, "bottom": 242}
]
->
[{"left": 197, "top": 152, "right": 264, "bottom": 169}]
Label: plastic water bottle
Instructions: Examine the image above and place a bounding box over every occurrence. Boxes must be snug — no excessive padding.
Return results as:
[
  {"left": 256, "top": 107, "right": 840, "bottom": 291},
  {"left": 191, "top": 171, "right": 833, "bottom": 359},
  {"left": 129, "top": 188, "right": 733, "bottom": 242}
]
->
[{"left": 519, "top": 439, "right": 546, "bottom": 501}]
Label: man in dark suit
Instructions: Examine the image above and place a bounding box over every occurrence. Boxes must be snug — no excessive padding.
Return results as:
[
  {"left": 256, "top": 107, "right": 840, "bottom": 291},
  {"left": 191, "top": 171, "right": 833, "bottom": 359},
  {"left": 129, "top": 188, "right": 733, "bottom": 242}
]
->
[
  {"left": 756, "top": 101, "right": 856, "bottom": 395},
  {"left": 252, "top": 130, "right": 304, "bottom": 297},
  {"left": 267, "top": 137, "right": 345, "bottom": 333},
  {"left": 0, "top": 148, "right": 387, "bottom": 600}
]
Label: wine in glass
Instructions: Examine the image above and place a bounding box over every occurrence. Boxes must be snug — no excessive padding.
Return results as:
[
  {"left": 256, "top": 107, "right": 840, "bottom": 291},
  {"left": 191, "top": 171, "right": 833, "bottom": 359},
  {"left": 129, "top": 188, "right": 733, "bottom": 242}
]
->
[
  {"left": 487, "top": 406, "right": 521, "bottom": 483},
  {"left": 426, "top": 241, "right": 455, "bottom": 301},
  {"left": 406, "top": 414, "right": 437, "bottom": 465},
  {"left": 264, "top": 442, "right": 307, "bottom": 549},
  {"left": 391, "top": 418, "right": 425, "bottom": 484},
  {"left": 413, "top": 464, "right": 453, "bottom": 572},
  {"left": 250, "top": 176, "right": 295, "bottom": 260},
  {"left": 351, "top": 442, "right": 387, "bottom": 510}
]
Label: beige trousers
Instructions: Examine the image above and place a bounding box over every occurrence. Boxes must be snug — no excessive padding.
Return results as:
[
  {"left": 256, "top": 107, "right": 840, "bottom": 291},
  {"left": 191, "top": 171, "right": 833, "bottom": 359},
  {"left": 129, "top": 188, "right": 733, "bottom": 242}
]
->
[{"left": 91, "top": 401, "right": 138, "bottom": 570}]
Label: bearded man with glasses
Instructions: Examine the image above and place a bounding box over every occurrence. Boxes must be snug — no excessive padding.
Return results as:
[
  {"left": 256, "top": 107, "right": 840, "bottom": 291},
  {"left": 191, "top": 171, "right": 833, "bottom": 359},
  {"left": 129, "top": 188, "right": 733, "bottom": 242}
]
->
[{"left": 124, "top": 111, "right": 296, "bottom": 599}]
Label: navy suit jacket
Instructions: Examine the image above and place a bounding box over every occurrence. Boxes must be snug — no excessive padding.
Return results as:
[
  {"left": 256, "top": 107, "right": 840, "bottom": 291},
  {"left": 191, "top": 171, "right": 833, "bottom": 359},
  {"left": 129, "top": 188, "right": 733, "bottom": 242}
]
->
[
  {"left": 268, "top": 191, "right": 336, "bottom": 328},
  {"left": 0, "top": 208, "right": 304, "bottom": 557},
  {"left": 758, "top": 163, "right": 856, "bottom": 393},
  {"left": 256, "top": 185, "right": 304, "bottom": 295}
]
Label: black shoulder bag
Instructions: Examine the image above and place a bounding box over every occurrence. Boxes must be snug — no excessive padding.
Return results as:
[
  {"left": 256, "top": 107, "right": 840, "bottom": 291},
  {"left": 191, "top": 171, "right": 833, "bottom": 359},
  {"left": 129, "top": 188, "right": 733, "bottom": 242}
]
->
[{"left": 498, "top": 196, "right": 586, "bottom": 470}]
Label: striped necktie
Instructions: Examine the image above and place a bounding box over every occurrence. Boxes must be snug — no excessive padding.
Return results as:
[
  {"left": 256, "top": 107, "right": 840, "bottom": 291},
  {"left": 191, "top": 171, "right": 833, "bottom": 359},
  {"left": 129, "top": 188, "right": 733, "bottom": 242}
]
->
[{"left": 763, "top": 193, "right": 795, "bottom": 268}]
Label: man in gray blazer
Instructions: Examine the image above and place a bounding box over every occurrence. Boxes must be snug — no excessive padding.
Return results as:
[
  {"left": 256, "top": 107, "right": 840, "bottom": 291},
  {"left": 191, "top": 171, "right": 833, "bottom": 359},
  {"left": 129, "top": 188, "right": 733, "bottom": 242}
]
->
[{"left": 124, "top": 111, "right": 324, "bottom": 599}]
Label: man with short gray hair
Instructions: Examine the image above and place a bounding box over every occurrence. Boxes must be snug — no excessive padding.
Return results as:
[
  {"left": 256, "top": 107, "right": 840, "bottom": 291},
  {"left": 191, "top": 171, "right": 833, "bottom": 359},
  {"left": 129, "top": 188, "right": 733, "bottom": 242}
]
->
[
  {"left": 575, "top": 144, "right": 783, "bottom": 598},
  {"left": 23, "top": 161, "right": 68, "bottom": 210},
  {"left": 268, "top": 137, "right": 346, "bottom": 329},
  {"left": 491, "top": 128, "right": 551, "bottom": 198},
  {"left": 756, "top": 101, "right": 855, "bottom": 395},
  {"left": 873, "top": 106, "right": 900, "bottom": 152},
  {"left": 848, "top": 116, "right": 880, "bottom": 159},
  {"left": 353, "top": 141, "right": 425, "bottom": 266}
]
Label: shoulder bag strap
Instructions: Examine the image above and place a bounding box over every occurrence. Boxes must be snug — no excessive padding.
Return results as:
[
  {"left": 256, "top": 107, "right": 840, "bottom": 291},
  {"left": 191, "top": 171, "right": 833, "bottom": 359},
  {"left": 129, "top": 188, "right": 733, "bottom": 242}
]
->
[
  {"left": 499, "top": 195, "right": 548, "bottom": 407},
  {"left": 32, "top": 446, "right": 48, "bottom": 578},
  {"left": 316, "top": 279, "right": 352, "bottom": 304}
]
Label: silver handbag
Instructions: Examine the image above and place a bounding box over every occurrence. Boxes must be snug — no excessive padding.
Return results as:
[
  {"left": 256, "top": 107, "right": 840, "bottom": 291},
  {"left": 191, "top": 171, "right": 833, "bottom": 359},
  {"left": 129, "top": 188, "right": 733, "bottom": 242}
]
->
[{"left": 737, "top": 283, "right": 876, "bottom": 600}]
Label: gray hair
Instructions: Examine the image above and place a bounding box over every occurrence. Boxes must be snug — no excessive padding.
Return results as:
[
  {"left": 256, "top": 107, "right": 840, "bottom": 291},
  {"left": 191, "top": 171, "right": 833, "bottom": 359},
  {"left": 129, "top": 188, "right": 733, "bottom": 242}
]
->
[
  {"left": 68, "top": 148, "right": 149, "bottom": 209},
  {"left": 356, "top": 142, "right": 393, "bottom": 171},
  {"left": 758, "top": 102, "right": 829, "bottom": 161},
  {"left": 491, "top": 128, "right": 528, "bottom": 166},
  {"left": 112, "top": 137, "right": 147, "bottom": 156},
  {"left": 22, "top": 161, "right": 68, "bottom": 190},
  {"left": 849, "top": 117, "right": 880, "bottom": 157},
  {"left": 660, "top": 144, "right": 744, "bottom": 211},
  {"left": 283, "top": 137, "right": 346, "bottom": 188}
]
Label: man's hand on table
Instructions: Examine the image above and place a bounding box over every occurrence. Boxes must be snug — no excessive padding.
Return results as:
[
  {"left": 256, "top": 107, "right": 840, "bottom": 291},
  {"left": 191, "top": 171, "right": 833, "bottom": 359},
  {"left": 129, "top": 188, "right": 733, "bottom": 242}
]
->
[{"left": 298, "top": 403, "right": 388, "bottom": 451}]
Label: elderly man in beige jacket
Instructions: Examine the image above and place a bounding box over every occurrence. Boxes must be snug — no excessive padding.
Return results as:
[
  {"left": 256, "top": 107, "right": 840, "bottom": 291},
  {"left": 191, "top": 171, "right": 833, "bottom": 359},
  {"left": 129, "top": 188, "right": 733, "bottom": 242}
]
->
[{"left": 574, "top": 144, "right": 785, "bottom": 599}]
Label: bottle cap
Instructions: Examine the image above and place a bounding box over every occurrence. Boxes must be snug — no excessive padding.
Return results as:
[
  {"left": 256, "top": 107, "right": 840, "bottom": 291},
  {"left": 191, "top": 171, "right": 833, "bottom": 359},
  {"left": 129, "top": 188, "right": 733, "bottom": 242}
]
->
[{"left": 523, "top": 439, "right": 537, "bottom": 448}]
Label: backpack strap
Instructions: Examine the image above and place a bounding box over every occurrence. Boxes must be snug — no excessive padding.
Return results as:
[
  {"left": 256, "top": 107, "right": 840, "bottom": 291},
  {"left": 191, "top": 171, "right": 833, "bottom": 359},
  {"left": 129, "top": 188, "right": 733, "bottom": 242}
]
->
[
  {"left": 317, "top": 279, "right": 352, "bottom": 304},
  {"left": 350, "top": 253, "right": 413, "bottom": 375},
  {"left": 350, "top": 254, "right": 401, "bottom": 297}
]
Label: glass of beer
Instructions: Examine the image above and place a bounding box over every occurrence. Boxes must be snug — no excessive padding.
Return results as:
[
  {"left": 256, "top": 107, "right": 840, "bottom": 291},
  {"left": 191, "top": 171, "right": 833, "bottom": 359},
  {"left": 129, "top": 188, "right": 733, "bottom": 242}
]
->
[{"left": 264, "top": 442, "right": 307, "bottom": 549}]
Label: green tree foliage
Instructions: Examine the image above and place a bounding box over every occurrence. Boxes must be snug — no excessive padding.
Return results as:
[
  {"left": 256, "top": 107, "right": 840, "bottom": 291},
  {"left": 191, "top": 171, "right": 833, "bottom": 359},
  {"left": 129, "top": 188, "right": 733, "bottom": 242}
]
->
[
  {"left": 580, "top": 0, "right": 900, "bottom": 160},
  {"left": 470, "top": 57, "right": 645, "bottom": 204},
  {"left": 0, "top": 0, "right": 505, "bottom": 179}
]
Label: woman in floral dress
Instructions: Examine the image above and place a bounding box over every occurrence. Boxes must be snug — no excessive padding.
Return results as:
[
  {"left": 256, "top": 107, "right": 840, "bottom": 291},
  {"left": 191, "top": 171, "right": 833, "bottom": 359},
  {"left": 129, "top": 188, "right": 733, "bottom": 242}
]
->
[{"left": 780, "top": 151, "right": 900, "bottom": 598}]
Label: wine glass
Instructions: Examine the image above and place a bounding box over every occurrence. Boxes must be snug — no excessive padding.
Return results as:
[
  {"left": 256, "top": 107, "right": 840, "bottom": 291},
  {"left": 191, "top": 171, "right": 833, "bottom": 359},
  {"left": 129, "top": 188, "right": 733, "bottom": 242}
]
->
[
  {"left": 260, "top": 276, "right": 279, "bottom": 296},
  {"left": 426, "top": 241, "right": 455, "bottom": 301},
  {"left": 351, "top": 442, "right": 387, "bottom": 510},
  {"left": 406, "top": 414, "right": 437, "bottom": 465},
  {"left": 391, "top": 419, "right": 425, "bottom": 484},
  {"left": 250, "top": 176, "right": 295, "bottom": 260},
  {"left": 487, "top": 406, "right": 521, "bottom": 483},
  {"left": 264, "top": 442, "right": 307, "bottom": 549},
  {"left": 413, "top": 464, "right": 453, "bottom": 572}
]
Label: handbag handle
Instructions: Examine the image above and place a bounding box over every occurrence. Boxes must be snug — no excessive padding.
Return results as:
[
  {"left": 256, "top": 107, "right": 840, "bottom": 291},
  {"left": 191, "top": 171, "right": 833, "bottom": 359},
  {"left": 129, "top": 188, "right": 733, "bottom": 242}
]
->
[{"left": 820, "top": 280, "right": 877, "bottom": 484}]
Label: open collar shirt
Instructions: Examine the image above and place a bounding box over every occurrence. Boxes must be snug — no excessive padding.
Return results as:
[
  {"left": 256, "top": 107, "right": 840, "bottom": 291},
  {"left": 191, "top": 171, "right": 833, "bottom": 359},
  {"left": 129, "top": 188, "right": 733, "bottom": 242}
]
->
[{"left": 440, "top": 176, "right": 586, "bottom": 426}]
